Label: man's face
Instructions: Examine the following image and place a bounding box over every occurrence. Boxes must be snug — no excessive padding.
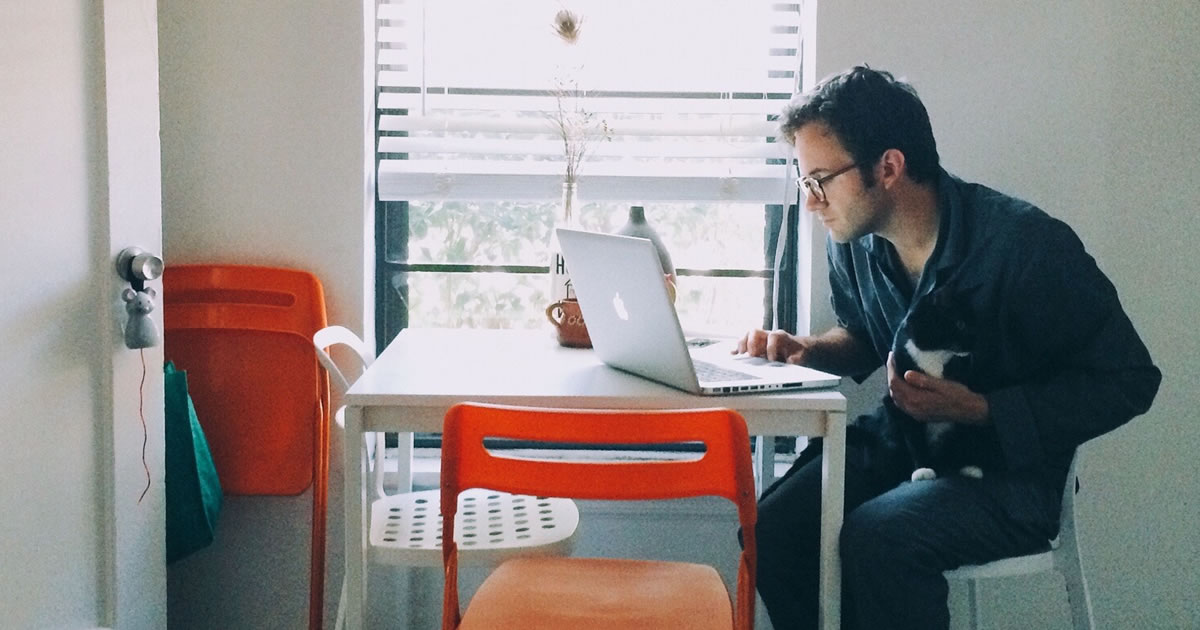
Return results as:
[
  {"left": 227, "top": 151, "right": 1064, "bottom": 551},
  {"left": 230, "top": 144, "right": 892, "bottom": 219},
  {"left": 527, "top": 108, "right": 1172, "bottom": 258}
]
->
[{"left": 793, "top": 122, "right": 883, "bottom": 243}]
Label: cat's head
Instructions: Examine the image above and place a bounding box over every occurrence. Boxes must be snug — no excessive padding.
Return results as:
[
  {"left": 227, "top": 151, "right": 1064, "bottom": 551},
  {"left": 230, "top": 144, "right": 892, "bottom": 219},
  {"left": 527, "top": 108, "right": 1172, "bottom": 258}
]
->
[{"left": 904, "top": 287, "right": 974, "bottom": 352}]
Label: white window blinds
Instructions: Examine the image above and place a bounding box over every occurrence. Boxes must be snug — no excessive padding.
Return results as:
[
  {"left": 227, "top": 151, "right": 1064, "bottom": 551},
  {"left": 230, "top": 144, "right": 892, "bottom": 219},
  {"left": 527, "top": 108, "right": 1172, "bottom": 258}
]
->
[{"left": 376, "top": 0, "right": 802, "bottom": 203}]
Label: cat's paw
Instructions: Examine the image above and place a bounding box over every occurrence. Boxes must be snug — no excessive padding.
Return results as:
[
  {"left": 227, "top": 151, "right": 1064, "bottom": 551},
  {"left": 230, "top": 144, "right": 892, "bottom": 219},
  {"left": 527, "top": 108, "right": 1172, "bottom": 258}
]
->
[
  {"left": 959, "top": 466, "right": 984, "bottom": 479},
  {"left": 911, "top": 468, "right": 937, "bottom": 482}
]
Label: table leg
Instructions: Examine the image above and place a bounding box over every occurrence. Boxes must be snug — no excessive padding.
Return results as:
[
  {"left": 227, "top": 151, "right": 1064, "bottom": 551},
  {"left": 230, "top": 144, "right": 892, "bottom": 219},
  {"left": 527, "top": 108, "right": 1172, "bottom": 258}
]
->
[
  {"left": 754, "top": 435, "right": 774, "bottom": 494},
  {"left": 343, "top": 406, "right": 367, "bottom": 630},
  {"left": 396, "top": 431, "right": 414, "bottom": 492},
  {"left": 819, "top": 411, "right": 846, "bottom": 630}
]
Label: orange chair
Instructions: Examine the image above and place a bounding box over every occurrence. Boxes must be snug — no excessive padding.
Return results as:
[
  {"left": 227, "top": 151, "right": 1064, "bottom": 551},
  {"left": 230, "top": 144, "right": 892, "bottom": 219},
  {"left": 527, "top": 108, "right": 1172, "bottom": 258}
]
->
[
  {"left": 440, "top": 403, "right": 757, "bottom": 630},
  {"left": 163, "top": 264, "right": 330, "bottom": 630}
]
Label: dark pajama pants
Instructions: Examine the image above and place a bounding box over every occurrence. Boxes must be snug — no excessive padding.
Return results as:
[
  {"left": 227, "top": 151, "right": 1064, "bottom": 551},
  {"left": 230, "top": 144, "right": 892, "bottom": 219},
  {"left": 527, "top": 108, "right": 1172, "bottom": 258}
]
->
[{"left": 754, "top": 436, "right": 1059, "bottom": 630}]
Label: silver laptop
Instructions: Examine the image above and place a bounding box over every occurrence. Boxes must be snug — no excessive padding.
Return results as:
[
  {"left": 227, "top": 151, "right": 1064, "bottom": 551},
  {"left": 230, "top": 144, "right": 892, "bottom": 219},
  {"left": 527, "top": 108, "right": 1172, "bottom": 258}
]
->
[{"left": 556, "top": 228, "right": 841, "bottom": 395}]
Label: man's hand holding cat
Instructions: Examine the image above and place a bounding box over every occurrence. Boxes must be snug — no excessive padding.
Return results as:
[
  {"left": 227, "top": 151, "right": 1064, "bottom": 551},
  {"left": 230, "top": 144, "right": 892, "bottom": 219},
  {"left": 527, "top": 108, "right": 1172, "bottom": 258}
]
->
[{"left": 887, "top": 352, "right": 990, "bottom": 426}]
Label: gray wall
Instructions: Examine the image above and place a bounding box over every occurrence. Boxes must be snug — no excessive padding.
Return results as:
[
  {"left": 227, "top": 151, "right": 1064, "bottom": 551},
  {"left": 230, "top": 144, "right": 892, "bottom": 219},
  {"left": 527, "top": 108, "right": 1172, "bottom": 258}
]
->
[
  {"left": 811, "top": 2, "right": 1200, "bottom": 628},
  {"left": 157, "top": 1, "right": 1199, "bottom": 628}
]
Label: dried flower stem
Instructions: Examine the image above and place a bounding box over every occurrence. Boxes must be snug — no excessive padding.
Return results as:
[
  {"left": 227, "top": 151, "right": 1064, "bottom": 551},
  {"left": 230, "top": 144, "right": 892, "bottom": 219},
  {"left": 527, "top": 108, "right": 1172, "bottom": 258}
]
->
[
  {"left": 546, "top": 6, "right": 609, "bottom": 222},
  {"left": 550, "top": 76, "right": 609, "bottom": 185}
]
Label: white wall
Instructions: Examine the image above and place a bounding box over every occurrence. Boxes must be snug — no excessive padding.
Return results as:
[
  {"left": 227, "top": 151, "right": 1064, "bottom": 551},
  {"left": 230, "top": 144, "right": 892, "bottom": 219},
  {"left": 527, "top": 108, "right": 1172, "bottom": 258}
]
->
[
  {"left": 0, "top": 3, "right": 108, "bottom": 624},
  {"left": 158, "top": 0, "right": 372, "bottom": 332},
  {"left": 2, "top": 0, "right": 166, "bottom": 627},
  {"left": 811, "top": 2, "right": 1200, "bottom": 628},
  {"left": 156, "top": 1, "right": 1199, "bottom": 628},
  {"left": 157, "top": 1, "right": 370, "bottom": 628}
]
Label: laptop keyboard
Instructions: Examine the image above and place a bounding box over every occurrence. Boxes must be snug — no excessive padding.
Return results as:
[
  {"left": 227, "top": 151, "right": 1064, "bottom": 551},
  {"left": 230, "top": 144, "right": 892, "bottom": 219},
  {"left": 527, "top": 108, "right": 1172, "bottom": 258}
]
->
[{"left": 693, "top": 360, "right": 758, "bottom": 382}]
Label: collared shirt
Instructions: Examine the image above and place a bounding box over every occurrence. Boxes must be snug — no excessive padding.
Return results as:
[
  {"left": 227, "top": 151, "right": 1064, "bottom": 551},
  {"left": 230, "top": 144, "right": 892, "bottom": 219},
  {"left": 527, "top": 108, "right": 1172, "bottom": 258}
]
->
[{"left": 826, "top": 169, "right": 1161, "bottom": 521}]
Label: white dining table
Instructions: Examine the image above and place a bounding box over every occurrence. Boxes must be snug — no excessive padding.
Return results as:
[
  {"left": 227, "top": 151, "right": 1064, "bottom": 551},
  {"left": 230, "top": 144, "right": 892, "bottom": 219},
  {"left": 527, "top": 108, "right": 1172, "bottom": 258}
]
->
[{"left": 341, "top": 327, "right": 847, "bottom": 630}]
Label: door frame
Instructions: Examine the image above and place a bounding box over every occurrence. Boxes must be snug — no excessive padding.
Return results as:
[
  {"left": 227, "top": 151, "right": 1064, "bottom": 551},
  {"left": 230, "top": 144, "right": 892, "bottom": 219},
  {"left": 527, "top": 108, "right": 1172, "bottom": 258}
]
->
[{"left": 97, "top": 0, "right": 167, "bottom": 627}]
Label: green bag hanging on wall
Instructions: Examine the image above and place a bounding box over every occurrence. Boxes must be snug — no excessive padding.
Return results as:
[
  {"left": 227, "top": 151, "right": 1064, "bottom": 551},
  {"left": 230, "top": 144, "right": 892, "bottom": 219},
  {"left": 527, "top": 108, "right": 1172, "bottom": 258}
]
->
[{"left": 164, "top": 361, "right": 223, "bottom": 564}]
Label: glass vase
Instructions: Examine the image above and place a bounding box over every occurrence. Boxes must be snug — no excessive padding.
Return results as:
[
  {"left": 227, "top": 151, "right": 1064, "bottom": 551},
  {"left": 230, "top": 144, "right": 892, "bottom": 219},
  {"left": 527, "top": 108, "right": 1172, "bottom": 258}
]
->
[{"left": 548, "top": 181, "right": 580, "bottom": 303}]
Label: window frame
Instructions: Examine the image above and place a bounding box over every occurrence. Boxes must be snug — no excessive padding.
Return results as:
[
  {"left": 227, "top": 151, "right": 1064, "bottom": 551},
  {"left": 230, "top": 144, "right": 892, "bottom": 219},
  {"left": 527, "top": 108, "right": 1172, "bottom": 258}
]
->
[{"left": 371, "top": 0, "right": 813, "bottom": 454}]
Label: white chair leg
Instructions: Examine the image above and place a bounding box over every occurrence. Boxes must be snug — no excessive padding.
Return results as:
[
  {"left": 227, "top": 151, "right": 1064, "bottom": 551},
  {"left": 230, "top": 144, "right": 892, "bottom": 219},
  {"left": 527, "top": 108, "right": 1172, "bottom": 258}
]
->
[
  {"left": 965, "top": 578, "right": 982, "bottom": 630},
  {"left": 334, "top": 576, "right": 346, "bottom": 630},
  {"left": 1059, "top": 564, "right": 1096, "bottom": 630},
  {"left": 395, "top": 432, "right": 415, "bottom": 491},
  {"left": 396, "top": 566, "right": 414, "bottom": 630}
]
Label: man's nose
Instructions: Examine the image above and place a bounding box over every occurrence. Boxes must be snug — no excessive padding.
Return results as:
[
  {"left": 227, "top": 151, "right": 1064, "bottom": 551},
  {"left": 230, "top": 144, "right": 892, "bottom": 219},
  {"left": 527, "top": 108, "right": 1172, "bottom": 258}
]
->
[{"left": 802, "top": 190, "right": 824, "bottom": 212}]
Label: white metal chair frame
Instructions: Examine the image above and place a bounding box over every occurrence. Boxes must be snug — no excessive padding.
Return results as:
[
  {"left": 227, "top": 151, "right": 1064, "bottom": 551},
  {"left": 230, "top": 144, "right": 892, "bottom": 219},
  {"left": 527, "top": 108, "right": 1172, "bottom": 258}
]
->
[
  {"left": 313, "top": 326, "right": 581, "bottom": 629},
  {"left": 944, "top": 452, "right": 1095, "bottom": 630},
  {"left": 313, "top": 326, "right": 390, "bottom": 500}
]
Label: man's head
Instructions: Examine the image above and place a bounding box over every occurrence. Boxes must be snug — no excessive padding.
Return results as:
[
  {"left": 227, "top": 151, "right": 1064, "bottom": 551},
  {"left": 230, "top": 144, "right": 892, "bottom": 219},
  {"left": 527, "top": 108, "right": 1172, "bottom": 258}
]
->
[
  {"left": 780, "top": 66, "right": 941, "bottom": 242},
  {"left": 781, "top": 66, "right": 940, "bottom": 187}
]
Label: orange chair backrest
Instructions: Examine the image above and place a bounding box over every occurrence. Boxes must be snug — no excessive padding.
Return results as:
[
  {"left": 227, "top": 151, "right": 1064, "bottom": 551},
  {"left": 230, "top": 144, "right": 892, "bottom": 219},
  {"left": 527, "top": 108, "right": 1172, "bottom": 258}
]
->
[
  {"left": 164, "top": 264, "right": 328, "bottom": 495},
  {"left": 440, "top": 403, "right": 757, "bottom": 630}
]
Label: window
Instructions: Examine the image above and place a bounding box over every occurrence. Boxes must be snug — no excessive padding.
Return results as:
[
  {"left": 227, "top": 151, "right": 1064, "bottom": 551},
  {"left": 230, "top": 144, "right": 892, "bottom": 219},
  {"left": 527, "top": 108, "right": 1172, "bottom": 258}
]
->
[{"left": 373, "top": 0, "right": 809, "bottom": 349}]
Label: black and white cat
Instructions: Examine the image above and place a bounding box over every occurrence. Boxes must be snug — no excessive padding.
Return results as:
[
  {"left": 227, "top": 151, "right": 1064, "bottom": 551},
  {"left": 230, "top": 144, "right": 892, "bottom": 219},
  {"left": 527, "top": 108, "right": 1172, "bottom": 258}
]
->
[{"left": 887, "top": 287, "right": 996, "bottom": 482}]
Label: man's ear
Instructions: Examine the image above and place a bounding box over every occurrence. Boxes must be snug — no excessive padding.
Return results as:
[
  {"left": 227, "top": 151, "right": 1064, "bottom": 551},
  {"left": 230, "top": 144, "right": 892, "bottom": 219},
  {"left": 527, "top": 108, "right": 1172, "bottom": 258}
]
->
[{"left": 877, "top": 148, "right": 907, "bottom": 189}]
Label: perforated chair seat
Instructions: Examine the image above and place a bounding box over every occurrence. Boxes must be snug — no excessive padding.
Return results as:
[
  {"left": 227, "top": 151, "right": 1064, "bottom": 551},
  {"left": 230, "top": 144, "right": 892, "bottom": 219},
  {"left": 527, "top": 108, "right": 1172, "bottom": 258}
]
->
[{"left": 370, "top": 488, "right": 579, "bottom": 567}]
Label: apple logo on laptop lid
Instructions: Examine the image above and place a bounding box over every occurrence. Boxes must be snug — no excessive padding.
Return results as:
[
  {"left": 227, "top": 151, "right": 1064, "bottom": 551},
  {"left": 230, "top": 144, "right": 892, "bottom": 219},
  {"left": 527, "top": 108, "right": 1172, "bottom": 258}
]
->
[{"left": 612, "top": 292, "right": 630, "bottom": 321}]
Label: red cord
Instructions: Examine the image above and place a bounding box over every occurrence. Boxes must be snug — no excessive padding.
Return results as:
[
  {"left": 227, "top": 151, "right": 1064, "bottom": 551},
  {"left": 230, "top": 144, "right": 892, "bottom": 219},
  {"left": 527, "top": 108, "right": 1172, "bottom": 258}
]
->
[{"left": 137, "top": 348, "right": 151, "bottom": 504}]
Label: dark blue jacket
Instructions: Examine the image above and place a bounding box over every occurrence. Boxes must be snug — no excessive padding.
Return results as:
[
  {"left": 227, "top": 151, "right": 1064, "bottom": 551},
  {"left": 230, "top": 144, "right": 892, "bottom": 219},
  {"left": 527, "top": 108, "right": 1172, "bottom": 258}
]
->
[{"left": 827, "top": 170, "right": 1161, "bottom": 524}]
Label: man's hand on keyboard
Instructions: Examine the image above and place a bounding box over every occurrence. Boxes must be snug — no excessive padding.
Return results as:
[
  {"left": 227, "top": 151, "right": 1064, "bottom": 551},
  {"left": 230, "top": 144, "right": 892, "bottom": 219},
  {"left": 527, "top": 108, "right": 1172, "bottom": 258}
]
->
[{"left": 734, "top": 328, "right": 815, "bottom": 365}]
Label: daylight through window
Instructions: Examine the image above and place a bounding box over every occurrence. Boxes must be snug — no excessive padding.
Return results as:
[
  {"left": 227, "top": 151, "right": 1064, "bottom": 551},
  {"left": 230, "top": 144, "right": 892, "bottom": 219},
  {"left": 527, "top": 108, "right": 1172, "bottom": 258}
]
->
[{"left": 374, "top": 0, "right": 807, "bottom": 346}]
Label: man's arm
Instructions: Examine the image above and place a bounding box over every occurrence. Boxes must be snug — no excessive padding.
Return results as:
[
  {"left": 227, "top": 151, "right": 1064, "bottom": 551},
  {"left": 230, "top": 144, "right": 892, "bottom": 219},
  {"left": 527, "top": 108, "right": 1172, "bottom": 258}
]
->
[
  {"left": 889, "top": 219, "right": 1160, "bottom": 469},
  {"left": 736, "top": 325, "right": 880, "bottom": 377},
  {"left": 992, "top": 221, "right": 1160, "bottom": 470}
]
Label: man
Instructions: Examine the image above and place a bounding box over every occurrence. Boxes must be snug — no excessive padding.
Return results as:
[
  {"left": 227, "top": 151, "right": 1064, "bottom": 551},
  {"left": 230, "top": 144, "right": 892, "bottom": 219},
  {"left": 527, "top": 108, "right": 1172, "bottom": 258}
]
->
[{"left": 736, "top": 66, "right": 1160, "bottom": 630}]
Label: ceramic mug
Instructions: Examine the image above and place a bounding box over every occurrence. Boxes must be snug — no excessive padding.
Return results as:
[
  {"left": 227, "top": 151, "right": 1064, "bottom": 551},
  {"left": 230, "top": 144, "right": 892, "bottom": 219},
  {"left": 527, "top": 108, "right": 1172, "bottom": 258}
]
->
[{"left": 545, "top": 299, "right": 592, "bottom": 348}]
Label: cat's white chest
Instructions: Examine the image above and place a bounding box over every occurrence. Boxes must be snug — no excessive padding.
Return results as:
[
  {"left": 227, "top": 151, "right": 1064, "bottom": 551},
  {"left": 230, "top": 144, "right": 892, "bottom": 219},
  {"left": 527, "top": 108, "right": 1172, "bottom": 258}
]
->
[{"left": 903, "top": 339, "right": 967, "bottom": 380}]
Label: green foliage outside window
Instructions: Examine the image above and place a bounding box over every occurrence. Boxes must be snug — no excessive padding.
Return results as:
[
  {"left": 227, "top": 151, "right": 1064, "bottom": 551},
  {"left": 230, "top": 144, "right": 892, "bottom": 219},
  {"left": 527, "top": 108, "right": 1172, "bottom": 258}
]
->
[{"left": 394, "top": 198, "right": 770, "bottom": 333}]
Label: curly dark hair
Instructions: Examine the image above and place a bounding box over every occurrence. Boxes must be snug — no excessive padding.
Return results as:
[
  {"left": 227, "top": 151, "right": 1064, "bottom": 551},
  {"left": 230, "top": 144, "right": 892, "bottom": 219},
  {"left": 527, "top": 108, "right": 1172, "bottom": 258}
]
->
[{"left": 780, "top": 66, "right": 940, "bottom": 185}]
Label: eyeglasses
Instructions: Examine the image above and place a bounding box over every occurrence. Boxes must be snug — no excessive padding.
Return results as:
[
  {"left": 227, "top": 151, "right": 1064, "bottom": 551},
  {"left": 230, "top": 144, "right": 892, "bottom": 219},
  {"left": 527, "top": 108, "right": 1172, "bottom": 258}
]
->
[{"left": 795, "top": 161, "right": 858, "bottom": 204}]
